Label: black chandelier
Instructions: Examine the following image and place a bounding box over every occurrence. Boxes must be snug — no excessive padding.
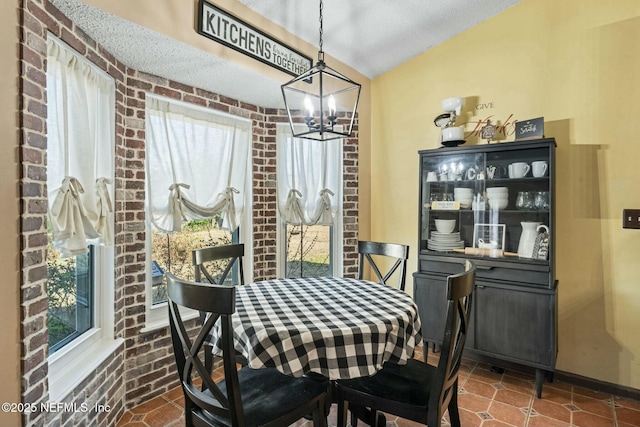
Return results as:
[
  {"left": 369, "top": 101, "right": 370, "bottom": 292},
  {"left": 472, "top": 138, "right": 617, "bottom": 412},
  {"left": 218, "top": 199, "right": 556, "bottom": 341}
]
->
[{"left": 281, "top": 0, "right": 361, "bottom": 141}]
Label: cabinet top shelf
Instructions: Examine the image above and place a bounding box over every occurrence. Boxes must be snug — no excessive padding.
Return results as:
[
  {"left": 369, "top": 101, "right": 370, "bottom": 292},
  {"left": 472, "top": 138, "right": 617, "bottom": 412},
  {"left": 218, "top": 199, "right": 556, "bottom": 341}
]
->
[
  {"left": 418, "top": 137, "right": 556, "bottom": 156},
  {"left": 425, "top": 177, "right": 550, "bottom": 185}
]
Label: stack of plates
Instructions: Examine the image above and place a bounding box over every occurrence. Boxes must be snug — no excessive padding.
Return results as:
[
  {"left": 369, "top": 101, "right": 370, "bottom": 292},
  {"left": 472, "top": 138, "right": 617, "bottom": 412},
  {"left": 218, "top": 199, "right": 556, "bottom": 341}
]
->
[{"left": 427, "top": 231, "right": 464, "bottom": 252}]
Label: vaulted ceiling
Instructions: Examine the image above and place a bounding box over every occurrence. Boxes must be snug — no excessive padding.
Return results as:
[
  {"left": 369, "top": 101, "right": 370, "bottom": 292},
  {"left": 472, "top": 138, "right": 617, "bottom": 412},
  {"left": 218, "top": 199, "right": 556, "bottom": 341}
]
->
[{"left": 51, "top": 0, "right": 520, "bottom": 108}]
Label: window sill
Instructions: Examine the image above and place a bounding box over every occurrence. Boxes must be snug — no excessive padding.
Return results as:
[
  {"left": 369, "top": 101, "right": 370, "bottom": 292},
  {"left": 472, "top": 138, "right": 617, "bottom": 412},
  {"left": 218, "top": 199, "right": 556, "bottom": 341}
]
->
[
  {"left": 48, "top": 335, "right": 124, "bottom": 402},
  {"left": 141, "top": 302, "right": 199, "bottom": 333}
]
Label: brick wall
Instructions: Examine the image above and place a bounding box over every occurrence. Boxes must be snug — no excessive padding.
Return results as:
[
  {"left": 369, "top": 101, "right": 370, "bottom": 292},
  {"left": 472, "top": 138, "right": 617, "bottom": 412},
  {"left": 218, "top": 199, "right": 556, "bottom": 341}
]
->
[{"left": 19, "top": 1, "right": 359, "bottom": 425}]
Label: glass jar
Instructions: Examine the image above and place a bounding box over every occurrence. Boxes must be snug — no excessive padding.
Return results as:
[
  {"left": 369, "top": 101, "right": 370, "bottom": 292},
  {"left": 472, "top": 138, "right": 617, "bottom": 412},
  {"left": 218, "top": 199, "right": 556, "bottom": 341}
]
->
[
  {"left": 533, "top": 191, "right": 550, "bottom": 210},
  {"left": 516, "top": 191, "right": 533, "bottom": 210}
]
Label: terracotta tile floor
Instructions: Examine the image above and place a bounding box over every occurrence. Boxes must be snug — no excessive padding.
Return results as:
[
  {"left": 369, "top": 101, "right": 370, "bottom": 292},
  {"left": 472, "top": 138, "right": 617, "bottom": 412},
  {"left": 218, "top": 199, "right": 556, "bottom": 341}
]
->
[{"left": 117, "top": 346, "right": 640, "bottom": 427}]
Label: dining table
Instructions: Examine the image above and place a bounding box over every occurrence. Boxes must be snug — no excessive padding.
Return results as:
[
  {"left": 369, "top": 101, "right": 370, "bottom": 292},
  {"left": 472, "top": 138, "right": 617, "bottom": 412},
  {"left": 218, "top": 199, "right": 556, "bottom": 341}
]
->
[{"left": 208, "top": 276, "right": 423, "bottom": 381}]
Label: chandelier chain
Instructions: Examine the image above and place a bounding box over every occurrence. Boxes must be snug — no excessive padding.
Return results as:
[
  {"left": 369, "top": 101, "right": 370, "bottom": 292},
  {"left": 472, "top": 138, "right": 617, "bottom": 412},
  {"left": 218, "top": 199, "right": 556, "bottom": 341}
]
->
[{"left": 318, "top": 0, "right": 324, "bottom": 53}]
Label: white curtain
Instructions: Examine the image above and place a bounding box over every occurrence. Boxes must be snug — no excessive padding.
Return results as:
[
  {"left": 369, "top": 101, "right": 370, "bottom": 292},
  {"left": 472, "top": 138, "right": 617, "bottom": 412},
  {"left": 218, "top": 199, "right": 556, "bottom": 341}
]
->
[
  {"left": 47, "top": 36, "right": 115, "bottom": 257},
  {"left": 146, "top": 96, "right": 250, "bottom": 233},
  {"left": 277, "top": 124, "right": 342, "bottom": 226}
]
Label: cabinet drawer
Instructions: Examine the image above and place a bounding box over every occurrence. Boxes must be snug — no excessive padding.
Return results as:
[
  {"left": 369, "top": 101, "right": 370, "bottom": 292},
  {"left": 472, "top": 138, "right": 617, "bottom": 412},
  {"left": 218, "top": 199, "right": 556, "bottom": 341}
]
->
[{"left": 419, "top": 256, "right": 551, "bottom": 287}]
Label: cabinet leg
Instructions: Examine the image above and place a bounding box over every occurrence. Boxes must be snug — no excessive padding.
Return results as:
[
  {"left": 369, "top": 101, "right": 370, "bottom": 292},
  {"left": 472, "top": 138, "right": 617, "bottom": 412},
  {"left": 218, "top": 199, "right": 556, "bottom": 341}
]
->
[
  {"left": 490, "top": 365, "right": 505, "bottom": 374},
  {"left": 535, "top": 369, "right": 544, "bottom": 398},
  {"left": 546, "top": 370, "right": 555, "bottom": 383}
]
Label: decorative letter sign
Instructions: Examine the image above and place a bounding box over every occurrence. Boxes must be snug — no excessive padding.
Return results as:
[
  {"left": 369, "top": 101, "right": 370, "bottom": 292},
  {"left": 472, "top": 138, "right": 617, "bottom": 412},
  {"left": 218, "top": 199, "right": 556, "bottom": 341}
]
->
[
  {"left": 515, "top": 117, "right": 544, "bottom": 140},
  {"left": 197, "top": 0, "right": 312, "bottom": 78}
]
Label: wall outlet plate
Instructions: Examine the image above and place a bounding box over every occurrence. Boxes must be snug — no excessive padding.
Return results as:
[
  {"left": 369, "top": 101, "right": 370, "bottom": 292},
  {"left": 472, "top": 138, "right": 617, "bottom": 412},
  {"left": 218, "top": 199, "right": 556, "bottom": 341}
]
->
[{"left": 622, "top": 209, "right": 640, "bottom": 229}]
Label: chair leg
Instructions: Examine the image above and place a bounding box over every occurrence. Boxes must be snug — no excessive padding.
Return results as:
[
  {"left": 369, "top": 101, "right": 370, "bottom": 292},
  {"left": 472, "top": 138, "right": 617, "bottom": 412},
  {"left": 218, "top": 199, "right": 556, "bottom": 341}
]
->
[
  {"left": 448, "top": 383, "right": 461, "bottom": 427},
  {"left": 312, "top": 399, "right": 328, "bottom": 427},
  {"left": 184, "top": 399, "right": 194, "bottom": 427},
  {"left": 370, "top": 409, "right": 381, "bottom": 427},
  {"left": 336, "top": 398, "right": 348, "bottom": 427}
]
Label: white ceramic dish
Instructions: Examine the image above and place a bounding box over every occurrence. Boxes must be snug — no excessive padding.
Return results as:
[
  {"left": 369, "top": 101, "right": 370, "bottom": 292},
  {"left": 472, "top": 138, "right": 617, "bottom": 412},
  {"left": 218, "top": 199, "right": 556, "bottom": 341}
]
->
[
  {"left": 435, "top": 219, "right": 456, "bottom": 233},
  {"left": 488, "top": 198, "right": 508, "bottom": 210}
]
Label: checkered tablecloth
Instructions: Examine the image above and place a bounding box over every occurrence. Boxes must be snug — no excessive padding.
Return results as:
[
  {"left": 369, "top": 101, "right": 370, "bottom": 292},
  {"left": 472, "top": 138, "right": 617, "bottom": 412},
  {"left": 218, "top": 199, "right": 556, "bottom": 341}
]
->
[{"left": 209, "top": 276, "right": 423, "bottom": 380}]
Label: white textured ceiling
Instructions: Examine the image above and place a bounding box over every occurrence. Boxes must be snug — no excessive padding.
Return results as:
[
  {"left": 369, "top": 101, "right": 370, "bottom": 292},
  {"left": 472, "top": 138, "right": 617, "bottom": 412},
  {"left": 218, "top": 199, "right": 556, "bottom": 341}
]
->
[{"left": 51, "top": 0, "right": 520, "bottom": 108}]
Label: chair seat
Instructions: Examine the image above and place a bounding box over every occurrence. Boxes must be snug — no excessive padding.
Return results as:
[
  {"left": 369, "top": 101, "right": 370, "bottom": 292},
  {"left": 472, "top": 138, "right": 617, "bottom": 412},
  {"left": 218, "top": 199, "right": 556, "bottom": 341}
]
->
[
  {"left": 196, "top": 367, "right": 329, "bottom": 427},
  {"left": 337, "top": 359, "right": 435, "bottom": 412}
]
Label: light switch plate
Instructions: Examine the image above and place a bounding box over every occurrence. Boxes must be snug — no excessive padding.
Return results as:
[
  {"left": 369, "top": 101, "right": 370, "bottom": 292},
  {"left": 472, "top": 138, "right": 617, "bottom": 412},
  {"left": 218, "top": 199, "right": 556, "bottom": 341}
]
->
[{"left": 622, "top": 209, "right": 640, "bottom": 229}]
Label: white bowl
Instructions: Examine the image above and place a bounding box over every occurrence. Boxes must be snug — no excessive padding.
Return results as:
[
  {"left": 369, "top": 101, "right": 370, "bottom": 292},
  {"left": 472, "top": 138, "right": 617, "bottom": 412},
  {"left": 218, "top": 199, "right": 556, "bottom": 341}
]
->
[
  {"left": 454, "top": 187, "right": 473, "bottom": 195},
  {"left": 487, "top": 194, "right": 508, "bottom": 200},
  {"left": 455, "top": 197, "right": 473, "bottom": 208},
  {"left": 486, "top": 187, "right": 508, "bottom": 194},
  {"left": 488, "top": 198, "right": 508, "bottom": 210},
  {"left": 435, "top": 219, "right": 456, "bottom": 233},
  {"left": 453, "top": 197, "right": 473, "bottom": 204}
]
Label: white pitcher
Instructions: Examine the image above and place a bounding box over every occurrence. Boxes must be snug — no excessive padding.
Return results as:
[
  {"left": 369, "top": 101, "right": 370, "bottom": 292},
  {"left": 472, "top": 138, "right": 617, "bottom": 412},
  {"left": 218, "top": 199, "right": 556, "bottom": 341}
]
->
[{"left": 517, "top": 222, "right": 549, "bottom": 258}]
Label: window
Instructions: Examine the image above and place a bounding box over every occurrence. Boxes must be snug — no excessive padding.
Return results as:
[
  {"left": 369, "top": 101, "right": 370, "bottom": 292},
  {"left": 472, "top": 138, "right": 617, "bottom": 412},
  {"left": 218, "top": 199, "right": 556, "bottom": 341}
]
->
[
  {"left": 47, "top": 246, "right": 93, "bottom": 352},
  {"left": 46, "top": 35, "right": 119, "bottom": 400},
  {"left": 150, "top": 220, "right": 238, "bottom": 304},
  {"left": 276, "top": 124, "right": 343, "bottom": 278},
  {"left": 284, "top": 224, "right": 332, "bottom": 278},
  {"left": 145, "top": 95, "right": 251, "bottom": 322}
]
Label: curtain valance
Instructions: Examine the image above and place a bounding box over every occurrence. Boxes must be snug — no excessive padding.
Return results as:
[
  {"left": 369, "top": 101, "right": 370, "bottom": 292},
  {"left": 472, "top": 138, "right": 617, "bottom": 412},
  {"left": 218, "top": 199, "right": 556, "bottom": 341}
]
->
[
  {"left": 276, "top": 124, "right": 342, "bottom": 226},
  {"left": 146, "top": 95, "right": 250, "bottom": 233},
  {"left": 46, "top": 36, "right": 115, "bottom": 257}
]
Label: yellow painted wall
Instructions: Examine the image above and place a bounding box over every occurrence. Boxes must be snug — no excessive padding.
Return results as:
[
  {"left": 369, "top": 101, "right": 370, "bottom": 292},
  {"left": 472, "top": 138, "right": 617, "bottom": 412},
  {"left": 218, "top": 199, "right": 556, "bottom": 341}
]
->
[
  {"left": 0, "top": 0, "right": 23, "bottom": 425},
  {"left": 371, "top": 0, "right": 640, "bottom": 389}
]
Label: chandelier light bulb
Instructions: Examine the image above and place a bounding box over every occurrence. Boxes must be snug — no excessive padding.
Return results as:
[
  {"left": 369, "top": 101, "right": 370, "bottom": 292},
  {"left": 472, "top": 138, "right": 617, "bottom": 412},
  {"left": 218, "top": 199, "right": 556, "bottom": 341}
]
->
[
  {"left": 304, "top": 96, "right": 314, "bottom": 117},
  {"left": 328, "top": 95, "right": 336, "bottom": 117}
]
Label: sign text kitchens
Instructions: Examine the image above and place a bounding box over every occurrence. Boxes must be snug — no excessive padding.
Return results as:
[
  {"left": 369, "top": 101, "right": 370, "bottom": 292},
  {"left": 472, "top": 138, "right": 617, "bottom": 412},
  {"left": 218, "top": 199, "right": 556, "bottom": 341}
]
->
[{"left": 197, "top": 0, "right": 312, "bottom": 77}]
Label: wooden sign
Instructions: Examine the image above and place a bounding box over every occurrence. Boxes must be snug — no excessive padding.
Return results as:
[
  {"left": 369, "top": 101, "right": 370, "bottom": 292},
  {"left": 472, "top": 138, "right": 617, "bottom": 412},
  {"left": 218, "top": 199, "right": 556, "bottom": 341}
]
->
[
  {"left": 515, "top": 117, "right": 544, "bottom": 140},
  {"left": 197, "top": 0, "right": 313, "bottom": 78}
]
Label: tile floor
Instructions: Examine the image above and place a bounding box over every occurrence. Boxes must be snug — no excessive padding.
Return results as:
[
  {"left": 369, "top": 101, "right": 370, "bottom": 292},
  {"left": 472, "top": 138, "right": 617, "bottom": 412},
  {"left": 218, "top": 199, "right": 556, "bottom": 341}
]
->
[{"left": 117, "top": 346, "right": 640, "bottom": 427}]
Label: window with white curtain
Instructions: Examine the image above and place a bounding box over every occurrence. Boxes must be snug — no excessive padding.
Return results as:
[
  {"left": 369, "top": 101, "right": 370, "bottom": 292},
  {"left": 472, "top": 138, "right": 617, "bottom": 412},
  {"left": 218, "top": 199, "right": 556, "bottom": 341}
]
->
[
  {"left": 145, "top": 95, "right": 251, "bottom": 319},
  {"left": 46, "top": 35, "right": 119, "bottom": 400},
  {"left": 276, "top": 124, "right": 343, "bottom": 278}
]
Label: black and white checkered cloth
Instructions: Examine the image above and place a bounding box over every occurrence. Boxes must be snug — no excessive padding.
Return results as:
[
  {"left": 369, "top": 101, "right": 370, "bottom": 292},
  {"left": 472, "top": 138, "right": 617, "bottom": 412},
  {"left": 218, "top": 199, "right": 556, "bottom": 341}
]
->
[{"left": 209, "top": 276, "right": 423, "bottom": 380}]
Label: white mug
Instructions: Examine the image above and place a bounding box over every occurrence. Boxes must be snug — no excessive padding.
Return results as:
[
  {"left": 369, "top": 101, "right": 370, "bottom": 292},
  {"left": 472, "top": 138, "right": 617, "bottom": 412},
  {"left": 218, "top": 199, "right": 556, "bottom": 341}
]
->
[
  {"left": 426, "top": 171, "right": 438, "bottom": 182},
  {"left": 509, "top": 162, "right": 530, "bottom": 178},
  {"left": 532, "top": 161, "right": 548, "bottom": 177}
]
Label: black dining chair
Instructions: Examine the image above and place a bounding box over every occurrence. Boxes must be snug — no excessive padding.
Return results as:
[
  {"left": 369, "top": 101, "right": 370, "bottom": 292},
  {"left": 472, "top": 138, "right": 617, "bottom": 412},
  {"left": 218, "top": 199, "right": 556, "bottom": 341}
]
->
[
  {"left": 193, "top": 243, "right": 246, "bottom": 371},
  {"left": 336, "top": 260, "right": 476, "bottom": 427},
  {"left": 166, "top": 272, "right": 330, "bottom": 427},
  {"left": 193, "top": 243, "right": 244, "bottom": 286},
  {"left": 358, "top": 240, "right": 409, "bottom": 290}
]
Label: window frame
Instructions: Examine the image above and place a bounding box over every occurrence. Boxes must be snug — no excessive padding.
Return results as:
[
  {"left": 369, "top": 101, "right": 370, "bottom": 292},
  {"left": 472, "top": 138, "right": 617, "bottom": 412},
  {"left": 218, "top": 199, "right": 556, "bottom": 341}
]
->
[
  {"left": 143, "top": 98, "right": 253, "bottom": 331},
  {"left": 45, "top": 34, "right": 120, "bottom": 401},
  {"left": 275, "top": 126, "right": 344, "bottom": 278},
  {"left": 48, "top": 244, "right": 121, "bottom": 401}
]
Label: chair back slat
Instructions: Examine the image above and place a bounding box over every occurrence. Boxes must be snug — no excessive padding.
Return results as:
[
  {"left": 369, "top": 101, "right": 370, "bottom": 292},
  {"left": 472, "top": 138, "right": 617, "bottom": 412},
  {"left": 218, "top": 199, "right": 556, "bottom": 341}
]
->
[
  {"left": 429, "top": 260, "right": 476, "bottom": 426},
  {"left": 358, "top": 240, "right": 409, "bottom": 290},
  {"left": 166, "top": 272, "right": 245, "bottom": 425},
  {"left": 193, "top": 243, "right": 245, "bottom": 286}
]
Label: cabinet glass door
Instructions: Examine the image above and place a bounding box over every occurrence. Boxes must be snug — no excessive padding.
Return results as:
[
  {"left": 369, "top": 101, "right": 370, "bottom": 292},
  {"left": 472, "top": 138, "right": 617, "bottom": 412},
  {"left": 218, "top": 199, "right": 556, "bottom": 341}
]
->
[{"left": 420, "top": 142, "right": 552, "bottom": 264}]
